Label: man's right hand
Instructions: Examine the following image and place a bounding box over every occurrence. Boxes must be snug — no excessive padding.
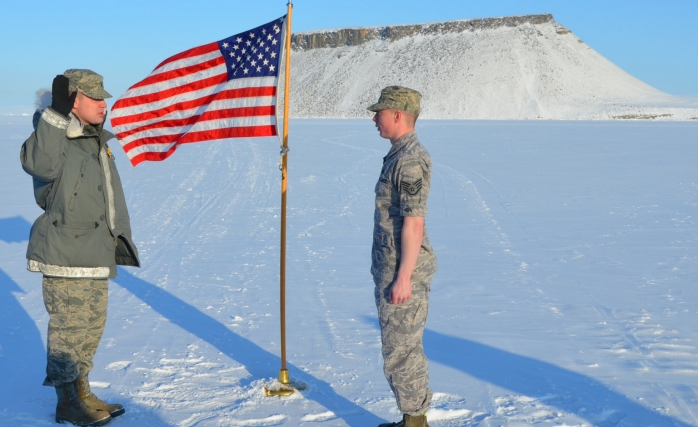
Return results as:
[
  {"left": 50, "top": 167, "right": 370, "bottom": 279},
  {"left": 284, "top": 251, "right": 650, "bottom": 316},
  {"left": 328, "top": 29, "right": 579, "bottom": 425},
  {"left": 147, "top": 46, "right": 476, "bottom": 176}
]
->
[{"left": 51, "top": 75, "right": 77, "bottom": 118}]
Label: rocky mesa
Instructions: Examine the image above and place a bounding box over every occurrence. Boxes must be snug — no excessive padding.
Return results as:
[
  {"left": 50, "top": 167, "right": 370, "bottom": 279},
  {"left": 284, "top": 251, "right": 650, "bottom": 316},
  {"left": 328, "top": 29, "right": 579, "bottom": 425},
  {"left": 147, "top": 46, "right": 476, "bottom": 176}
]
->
[{"left": 286, "top": 14, "right": 698, "bottom": 120}]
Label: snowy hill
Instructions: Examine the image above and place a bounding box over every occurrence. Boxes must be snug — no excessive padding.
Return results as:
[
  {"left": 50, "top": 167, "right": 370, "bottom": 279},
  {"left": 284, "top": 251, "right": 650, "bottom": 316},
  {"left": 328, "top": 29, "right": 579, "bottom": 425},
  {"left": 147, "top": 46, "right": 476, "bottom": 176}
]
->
[{"left": 289, "top": 14, "right": 698, "bottom": 120}]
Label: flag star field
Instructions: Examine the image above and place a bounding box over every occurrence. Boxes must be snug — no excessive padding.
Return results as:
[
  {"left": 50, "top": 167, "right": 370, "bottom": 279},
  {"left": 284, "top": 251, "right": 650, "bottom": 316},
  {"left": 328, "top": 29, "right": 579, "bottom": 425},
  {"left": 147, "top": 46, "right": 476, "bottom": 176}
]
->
[{"left": 220, "top": 19, "right": 283, "bottom": 79}]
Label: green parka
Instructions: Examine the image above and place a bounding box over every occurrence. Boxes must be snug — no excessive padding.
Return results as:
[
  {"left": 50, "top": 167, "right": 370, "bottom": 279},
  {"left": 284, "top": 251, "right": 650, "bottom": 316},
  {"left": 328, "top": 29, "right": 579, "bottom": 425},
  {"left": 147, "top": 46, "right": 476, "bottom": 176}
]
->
[{"left": 20, "top": 107, "right": 140, "bottom": 278}]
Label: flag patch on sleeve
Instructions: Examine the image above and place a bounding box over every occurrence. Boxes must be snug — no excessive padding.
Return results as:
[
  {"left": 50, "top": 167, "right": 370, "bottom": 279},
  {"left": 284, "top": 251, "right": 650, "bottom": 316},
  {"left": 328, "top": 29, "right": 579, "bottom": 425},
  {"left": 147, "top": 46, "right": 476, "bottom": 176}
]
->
[{"left": 401, "top": 179, "right": 422, "bottom": 195}]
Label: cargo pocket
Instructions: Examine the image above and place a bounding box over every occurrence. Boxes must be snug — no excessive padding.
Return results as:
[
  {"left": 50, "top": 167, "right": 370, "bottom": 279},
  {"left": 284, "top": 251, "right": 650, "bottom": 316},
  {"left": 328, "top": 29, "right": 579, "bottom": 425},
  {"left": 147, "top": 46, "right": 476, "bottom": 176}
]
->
[
  {"left": 49, "top": 221, "right": 103, "bottom": 266},
  {"left": 379, "top": 297, "right": 427, "bottom": 348}
]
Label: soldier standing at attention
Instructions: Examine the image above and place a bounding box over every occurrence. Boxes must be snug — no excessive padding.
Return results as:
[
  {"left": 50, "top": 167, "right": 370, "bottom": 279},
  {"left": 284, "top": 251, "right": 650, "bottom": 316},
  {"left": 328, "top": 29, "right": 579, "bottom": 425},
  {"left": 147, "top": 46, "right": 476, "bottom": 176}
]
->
[
  {"left": 368, "top": 86, "right": 437, "bottom": 427},
  {"left": 21, "top": 70, "right": 140, "bottom": 426}
]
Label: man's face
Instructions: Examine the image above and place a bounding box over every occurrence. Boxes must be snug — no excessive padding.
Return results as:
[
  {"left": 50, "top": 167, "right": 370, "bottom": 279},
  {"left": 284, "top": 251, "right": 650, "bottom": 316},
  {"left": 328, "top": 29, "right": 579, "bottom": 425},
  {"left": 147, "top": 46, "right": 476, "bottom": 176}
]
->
[
  {"left": 72, "top": 92, "right": 107, "bottom": 125},
  {"left": 372, "top": 109, "right": 399, "bottom": 141}
]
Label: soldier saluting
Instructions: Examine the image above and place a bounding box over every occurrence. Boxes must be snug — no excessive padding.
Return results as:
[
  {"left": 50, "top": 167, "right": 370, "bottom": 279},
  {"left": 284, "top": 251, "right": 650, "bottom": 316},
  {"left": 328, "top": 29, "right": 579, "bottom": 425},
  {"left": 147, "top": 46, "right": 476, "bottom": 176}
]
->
[
  {"left": 21, "top": 70, "right": 140, "bottom": 426},
  {"left": 368, "top": 86, "right": 437, "bottom": 427}
]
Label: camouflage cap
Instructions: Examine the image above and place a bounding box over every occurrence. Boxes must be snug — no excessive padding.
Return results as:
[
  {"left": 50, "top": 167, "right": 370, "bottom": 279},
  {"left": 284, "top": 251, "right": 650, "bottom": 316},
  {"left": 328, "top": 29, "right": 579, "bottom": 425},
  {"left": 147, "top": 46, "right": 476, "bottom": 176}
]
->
[
  {"left": 63, "top": 69, "right": 112, "bottom": 100},
  {"left": 367, "top": 86, "right": 421, "bottom": 115}
]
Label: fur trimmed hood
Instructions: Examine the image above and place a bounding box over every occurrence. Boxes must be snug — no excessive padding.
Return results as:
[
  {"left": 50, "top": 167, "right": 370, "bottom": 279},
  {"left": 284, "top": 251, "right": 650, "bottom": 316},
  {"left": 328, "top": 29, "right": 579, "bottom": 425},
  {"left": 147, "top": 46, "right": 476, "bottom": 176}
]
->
[
  {"left": 66, "top": 113, "right": 85, "bottom": 138},
  {"left": 32, "top": 107, "right": 108, "bottom": 141}
]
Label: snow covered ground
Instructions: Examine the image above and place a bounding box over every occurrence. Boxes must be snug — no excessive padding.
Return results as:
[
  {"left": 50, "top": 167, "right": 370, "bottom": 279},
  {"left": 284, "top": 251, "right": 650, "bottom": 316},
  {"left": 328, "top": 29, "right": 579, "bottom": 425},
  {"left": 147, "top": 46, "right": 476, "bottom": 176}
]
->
[{"left": 1, "top": 118, "right": 698, "bottom": 426}]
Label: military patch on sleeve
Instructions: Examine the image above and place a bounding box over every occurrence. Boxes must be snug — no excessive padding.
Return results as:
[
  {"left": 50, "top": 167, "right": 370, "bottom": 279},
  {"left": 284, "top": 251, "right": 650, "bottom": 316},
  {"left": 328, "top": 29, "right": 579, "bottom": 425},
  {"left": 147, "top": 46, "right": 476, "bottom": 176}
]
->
[{"left": 401, "top": 179, "right": 422, "bottom": 196}]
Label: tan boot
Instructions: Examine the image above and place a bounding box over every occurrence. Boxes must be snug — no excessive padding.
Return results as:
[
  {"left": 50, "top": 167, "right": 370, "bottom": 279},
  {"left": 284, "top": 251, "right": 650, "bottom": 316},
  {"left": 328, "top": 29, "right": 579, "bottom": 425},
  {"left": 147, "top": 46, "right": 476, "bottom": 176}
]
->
[
  {"left": 75, "top": 376, "right": 125, "bottom": 418},
  {"left": 405, "top": 414, "right": 429, "bottom": 427},
  {"left": 55, "top": 381, "right": 111, "bottom": 426},
  {"left": 378, "top": 413, "right": 429, "bottom": 427}
]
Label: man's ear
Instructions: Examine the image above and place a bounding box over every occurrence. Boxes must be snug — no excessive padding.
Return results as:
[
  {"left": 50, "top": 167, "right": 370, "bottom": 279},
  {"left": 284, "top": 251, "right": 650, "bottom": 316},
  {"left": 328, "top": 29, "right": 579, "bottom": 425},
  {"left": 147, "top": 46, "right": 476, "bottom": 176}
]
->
[
  {"left": 71, "top": 92, "right": 79, "bottom": 111},
  {"left": 394, "top": 109, "right": 402, "bottom": 123}
]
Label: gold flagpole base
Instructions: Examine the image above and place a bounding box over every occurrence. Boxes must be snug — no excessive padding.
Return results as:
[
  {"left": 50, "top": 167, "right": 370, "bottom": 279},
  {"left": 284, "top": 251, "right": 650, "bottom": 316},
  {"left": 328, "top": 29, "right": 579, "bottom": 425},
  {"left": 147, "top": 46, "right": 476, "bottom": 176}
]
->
[
  {"left": 263, "top": 369, "right": 294, "bottom": 397},
  {"left": 278, "top": 368, "right": 290, "bottom": 384},
  {"left": 263, "top": 369, "right": 308, "bottom": 397},
  {"left": 263, "top": 386, "right": 294, "bottom": 397}
]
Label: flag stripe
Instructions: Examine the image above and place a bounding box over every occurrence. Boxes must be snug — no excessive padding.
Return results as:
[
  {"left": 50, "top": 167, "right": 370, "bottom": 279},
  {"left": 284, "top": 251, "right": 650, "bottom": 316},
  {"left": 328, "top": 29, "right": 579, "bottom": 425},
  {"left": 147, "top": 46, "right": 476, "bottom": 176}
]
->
[
  {"left": 149, "top": 50, "right": 223, "bottom": 79},
  {"left": 119, "top": 63, "right": 227, "bottom": 99},
  {"left": 112, "top": 77, "right": 277, "bottom": 119},
  {"left": 182, "top": 125, "right": 276, "bottom": 144},
  {"left": 113, "top": 80, "right": 225, "bottom": 121},
  {"left": 121, "top": 116, "right": 277, "bottom": 151},
  {"left": 112, "top": 94, "right": 276, "bottom": 132},
  {"left": 124, "top": 125, "right": 277, "bottom": 163},
  {"left": 116, "top": 106, "right": 276, "bottom": 141},
  {"left": 153, "top": 42, "right": 220, "bottom": 71},
  {"left": 130, "top": 148, "right": 179, "bottom": 166},
  {"left": 111, "top": 86, "right": 277, "bottom": 126},
  {"left": 130, "top": 56, "right": 226, "bottom": 90},
  {"left": 127, "top": 123, "right": 278, "bottom": 166},
  {"left": 113, "top": 74, "right": 229, "bottom": 110}
]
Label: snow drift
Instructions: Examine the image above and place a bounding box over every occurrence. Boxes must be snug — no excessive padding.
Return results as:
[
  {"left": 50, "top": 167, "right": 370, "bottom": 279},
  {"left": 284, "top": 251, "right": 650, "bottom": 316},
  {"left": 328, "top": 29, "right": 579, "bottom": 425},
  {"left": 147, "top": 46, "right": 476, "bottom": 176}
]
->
[{"left": 288, "top": 14, "right": 698, "bottom": 120}]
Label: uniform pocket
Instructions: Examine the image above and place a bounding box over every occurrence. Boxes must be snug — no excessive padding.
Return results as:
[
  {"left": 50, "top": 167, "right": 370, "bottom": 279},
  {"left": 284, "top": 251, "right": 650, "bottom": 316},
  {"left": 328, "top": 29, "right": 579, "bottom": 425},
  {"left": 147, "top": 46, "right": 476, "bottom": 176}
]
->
[
  {"left": 48, "top": 221, "right": 107, "bottom": 267},
  {"left": 54, "top": 221, "right": 96, "bottom": 231},
  {"left": 375, "top": 177, "right": 391, "bottom": 196},
  {"left": 378, "top": 297, "right": 428, "bottom": 348}
]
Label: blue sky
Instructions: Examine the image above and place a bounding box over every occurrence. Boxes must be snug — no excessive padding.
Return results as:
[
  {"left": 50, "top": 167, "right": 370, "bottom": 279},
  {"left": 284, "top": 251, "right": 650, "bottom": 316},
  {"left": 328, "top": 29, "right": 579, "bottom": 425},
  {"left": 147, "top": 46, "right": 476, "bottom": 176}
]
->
[{"left": 1, "top": 0, "right": 696, "bottom": 110}]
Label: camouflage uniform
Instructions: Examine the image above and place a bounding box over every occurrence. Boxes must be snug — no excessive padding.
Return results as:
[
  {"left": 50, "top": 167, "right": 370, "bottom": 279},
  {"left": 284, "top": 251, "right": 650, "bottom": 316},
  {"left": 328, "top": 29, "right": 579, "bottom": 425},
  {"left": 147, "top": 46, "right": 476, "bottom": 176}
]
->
[
  {"left": 42, "top": 277, "right": 108, "bottom": 386},
  {"left": 21, "top": 69, "right": 140, "bottom": 388},
  {"left": 369, "top": 87, "right": 437, "bottom": 417}
]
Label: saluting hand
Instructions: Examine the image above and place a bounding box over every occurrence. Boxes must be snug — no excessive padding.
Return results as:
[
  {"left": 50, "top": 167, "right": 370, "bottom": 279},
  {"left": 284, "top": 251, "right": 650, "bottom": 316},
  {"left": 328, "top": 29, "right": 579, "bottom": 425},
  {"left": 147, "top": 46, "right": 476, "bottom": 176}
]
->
[{"left": 51, "top": 75, "right": 77, "bottom": 118}]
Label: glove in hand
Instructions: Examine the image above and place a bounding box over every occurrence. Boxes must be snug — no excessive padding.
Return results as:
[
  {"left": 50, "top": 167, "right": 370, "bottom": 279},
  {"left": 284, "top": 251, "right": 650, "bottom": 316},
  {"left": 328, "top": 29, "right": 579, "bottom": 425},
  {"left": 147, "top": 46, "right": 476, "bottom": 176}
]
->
[{"left": 51, "top": 75, "right": 78, "bottom": 118}]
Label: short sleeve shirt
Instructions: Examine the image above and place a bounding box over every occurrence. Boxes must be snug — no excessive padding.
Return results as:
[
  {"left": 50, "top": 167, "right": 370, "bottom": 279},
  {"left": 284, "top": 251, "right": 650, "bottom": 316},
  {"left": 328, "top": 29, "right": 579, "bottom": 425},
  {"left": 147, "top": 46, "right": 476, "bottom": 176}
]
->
[{"left": 371, "top": 132, "right": 437, "bottom": 285}]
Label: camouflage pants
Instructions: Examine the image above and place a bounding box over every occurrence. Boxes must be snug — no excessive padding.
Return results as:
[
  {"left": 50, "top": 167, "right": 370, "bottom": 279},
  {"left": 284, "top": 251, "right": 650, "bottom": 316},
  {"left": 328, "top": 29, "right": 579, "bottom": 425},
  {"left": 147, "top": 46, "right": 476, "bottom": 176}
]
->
[
  {"left": 375, "top": 277, "right": 432, "bottom": 416},
  {"left": 42, "top": 276, "right": 108, "bottom": 387}
]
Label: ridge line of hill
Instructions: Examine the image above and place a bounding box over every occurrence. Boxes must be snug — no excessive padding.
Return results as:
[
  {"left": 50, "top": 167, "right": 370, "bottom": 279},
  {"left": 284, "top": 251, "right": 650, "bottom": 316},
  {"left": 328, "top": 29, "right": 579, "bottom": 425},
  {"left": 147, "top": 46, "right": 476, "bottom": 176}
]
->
[{"left": 292, "top": 14, "right": 559, "bottom": 50}]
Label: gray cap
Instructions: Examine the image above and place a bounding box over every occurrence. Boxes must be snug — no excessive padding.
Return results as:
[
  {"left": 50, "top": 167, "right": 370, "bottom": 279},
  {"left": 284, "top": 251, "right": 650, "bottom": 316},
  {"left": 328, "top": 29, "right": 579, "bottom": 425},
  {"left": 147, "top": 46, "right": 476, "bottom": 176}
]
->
[
  {"left": 63, "top": 69, "right": 112, "bottom": 100},
  {"left": 367, "top": 86, "right": 421, "bottom": 115}
]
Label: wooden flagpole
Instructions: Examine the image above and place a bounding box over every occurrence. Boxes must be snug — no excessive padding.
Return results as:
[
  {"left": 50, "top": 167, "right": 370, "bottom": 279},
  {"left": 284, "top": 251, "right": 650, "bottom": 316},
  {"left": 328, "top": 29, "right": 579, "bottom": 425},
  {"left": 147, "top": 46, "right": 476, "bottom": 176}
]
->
[{"left": 265, "top": 0, "right": 296, "bottom": 397}]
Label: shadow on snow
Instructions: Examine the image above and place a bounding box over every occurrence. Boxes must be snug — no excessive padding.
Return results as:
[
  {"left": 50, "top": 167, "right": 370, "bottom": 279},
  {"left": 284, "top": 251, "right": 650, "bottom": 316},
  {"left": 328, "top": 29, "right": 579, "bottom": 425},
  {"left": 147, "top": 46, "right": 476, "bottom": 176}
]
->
[
  {"left": 0, "top": 216, "right": 43, "bottom": 400},
  {"left": 0, "top": 267, "right": 47, "bottom": 408},
  {"left": 0, "top": 217, "right": 171, "bottom": 426},
  {"left": 423, "top": 329, "right": 693, "bottom": 427},
  {"left": 113, "top": 267, "right": 386, "bottom": 426},
  {"left": 0, "top": 215, "right": 32, "bottom": 243}
]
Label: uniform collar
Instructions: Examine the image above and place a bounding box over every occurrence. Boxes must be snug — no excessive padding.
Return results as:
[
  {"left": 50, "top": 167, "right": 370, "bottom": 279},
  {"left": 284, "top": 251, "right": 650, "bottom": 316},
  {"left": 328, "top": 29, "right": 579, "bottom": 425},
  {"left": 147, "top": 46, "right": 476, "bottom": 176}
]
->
[
  {"left": 383, "top": 131, "right": 417, "bottom": 163},
  {"left": 66, "top": 112, "right": 114, "bottom": 147},
  {"left": 66, "top": 113, "right": 103, "bottom": 138}
]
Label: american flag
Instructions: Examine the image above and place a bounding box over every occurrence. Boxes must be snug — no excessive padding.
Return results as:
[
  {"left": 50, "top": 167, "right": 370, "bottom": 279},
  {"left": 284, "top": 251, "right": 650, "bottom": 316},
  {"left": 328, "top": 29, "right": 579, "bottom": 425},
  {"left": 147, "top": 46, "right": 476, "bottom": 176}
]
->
[{"left": 111, "top": 16, "right": 286, "bottom": 166}]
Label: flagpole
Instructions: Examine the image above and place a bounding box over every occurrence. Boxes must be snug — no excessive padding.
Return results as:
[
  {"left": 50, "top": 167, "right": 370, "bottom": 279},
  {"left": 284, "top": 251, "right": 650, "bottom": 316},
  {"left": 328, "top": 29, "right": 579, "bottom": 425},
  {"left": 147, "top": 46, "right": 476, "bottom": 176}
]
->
[{"left": 266, "top": 0, "right": 295, "bottom": 397}]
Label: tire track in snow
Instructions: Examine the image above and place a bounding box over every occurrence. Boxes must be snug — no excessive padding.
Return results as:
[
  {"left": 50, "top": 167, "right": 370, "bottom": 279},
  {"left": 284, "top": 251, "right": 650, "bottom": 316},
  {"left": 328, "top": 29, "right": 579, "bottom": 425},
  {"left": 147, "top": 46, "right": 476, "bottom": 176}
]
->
[
  {"left": 430, "top": 162, "right": 644, "bottom": 426},
  {"left": 113, "top": 139, "right": 292, "bottom": 425},
  {"left": 288, "top": 133, "right": 380, "bottom": 396},
  {"left": 431, "top": 154, "right": 698, "bottom": 426}
]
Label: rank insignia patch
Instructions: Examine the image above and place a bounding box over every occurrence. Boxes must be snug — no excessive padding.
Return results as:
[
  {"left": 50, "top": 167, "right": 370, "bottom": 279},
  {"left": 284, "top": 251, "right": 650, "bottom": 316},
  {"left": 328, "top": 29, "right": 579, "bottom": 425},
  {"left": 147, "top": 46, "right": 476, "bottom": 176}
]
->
[{"left": 401, "top": 179, "right": 422, "bottom": 195}]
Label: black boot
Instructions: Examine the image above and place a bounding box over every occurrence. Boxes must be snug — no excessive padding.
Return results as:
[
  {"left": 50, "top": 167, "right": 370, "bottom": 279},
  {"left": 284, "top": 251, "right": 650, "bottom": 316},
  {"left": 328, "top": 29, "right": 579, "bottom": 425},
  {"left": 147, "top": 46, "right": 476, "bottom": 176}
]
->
[
  {"left": 55, "top": 381, "right": 111, "bottom": 426},
  {"left": 75, "top": 376, "right": 125, "bottom": 418},
  {"left": 378, "top": 413, "right": 429, "bottom": 427}
]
